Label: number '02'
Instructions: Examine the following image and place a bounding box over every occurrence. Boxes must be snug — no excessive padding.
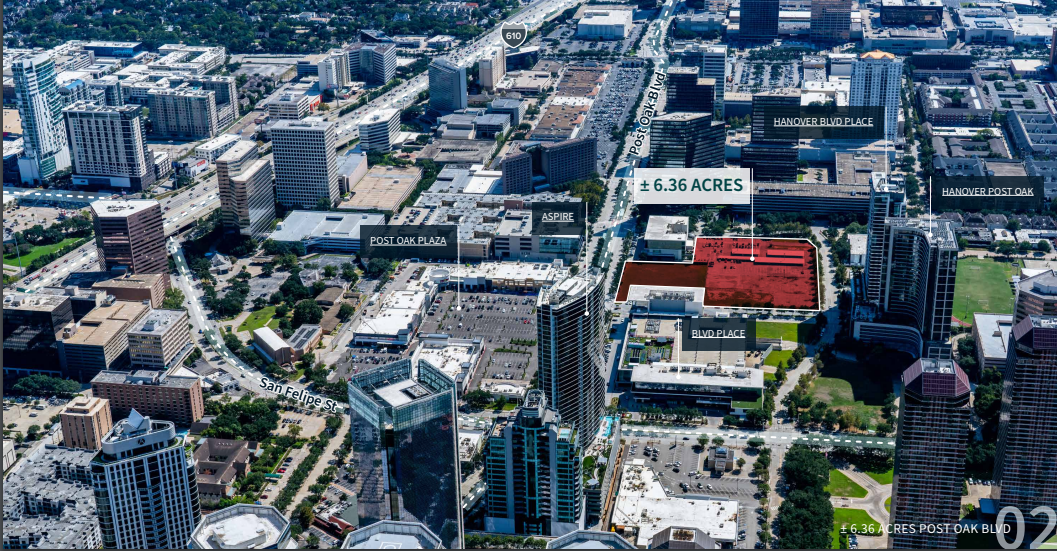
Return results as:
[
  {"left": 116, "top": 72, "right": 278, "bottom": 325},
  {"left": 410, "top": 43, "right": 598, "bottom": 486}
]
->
[{"left": 997, "top": 506, "right": 1057, "bottom": 549}]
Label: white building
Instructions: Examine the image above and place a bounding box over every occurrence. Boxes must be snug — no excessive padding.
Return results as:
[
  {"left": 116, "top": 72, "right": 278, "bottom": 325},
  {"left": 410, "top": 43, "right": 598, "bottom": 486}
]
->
[
  {"left": 188, "top": 504, "right": 294, "bottom": 549},
  {"left": 12, "top": 53, "right": 72, "bottom": 184},
  {"left": 318, "top": 50, "right": 351, "bottom": 90},
  {"left": 271, "top": 118, "right": 340, "bottom": 209},
  {"left": 644, "top": 215, "right": 692, "bottom": 260},
  {"left": 353, "top": 284, "right": 438, "bottom": 347},
  {"left": 577, "top": 10, "right": 634, "bottom": 39},
  {"left": 850, "top": 50, "right": 903, "bottom": 142},
  {"left": 193, "top": 133, "right": 241, "bottom": 163},
  {"left": 848, "top": 233, "right": 868, "bottom": 267},
  {"left": 429, "top": 58, "right": 468, "bottom": 113},
  {"left": 479, "top": 47, "right": 507, "bottom": 91},
  {"left": 269, "top": 210, "right": 386, "bottom": 253},
  {"left": 92, "top": 411, "right": 200, "bottom": 549},
  {"left": 359, "top": 108, "right": 401, "bottom": 152},
  {"left": 63, "top": 102, "right": 155, "bottom": 192},
  {"left": 268, "top": 91, "right": 312, "bottom": 120}
]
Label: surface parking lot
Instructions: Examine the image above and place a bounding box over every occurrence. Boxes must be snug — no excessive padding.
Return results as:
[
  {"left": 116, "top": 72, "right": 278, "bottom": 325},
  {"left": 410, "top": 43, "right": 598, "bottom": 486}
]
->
[
  {"left": 582, "top": 65, "right": 646, "bottom": 173},
  {"left": 419, "top": 290, "right": 540, "bottom": 386}
]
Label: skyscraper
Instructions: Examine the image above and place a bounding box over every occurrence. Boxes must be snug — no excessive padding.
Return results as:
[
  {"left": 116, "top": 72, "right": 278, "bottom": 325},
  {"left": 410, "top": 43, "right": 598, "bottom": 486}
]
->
[
  {"left": 537, "top": 270, "right": 606, "bottom": 440},
  {"left": 480, "top": 47, "right": 508, "bottom": 91},
  {"left": 271, "top": 118, "right": 340, "bottom": 209},
  {"left": 665, "top": 67, "right": 716, "bottom": 114},
  {"left": 810, "top": 0, "right": 852, "bottom": 43},
  {"left": 12, "top": 53, "right": 71, "bottom": 184},
  {"left": 875, "top": 218, "right": 958, "bottom": 344},
  {"left": 888, "top": 358, "right": 971, "bottom": 549},
  {"left": 992, "top": 316, "right": 1057, "bottom": 533},
  {"left": 63, "top": 102, "right": 156, "bottom": 192},
  {"left": 851, "top": 51, "right": 903, "bottom": 142},
  {"left": 650, "top": 112, "right": 724, "bottom": 168},
  {"left": 429, "top": 58, "right": 468, "bottom": 113},
  {"left": 485, "top": 390, "right": 585, "bottom": 536},
  {"left": 91, "top": 410, "right": 201, "bottom": 549},
  {"left": 347, "top": 359, "right": 464, "bottom": 548},
  {"left": 91, "top": 199, "right": 169, "bottom": 277},
  {"left": 146, "top": 88, "right": 219, "bottom": 140},
  {"left": 348, "top": 43, "right": 398, "bottom": 85},
  {"left": 743, "top": 90, "right": 800, "bottom": 182},
  {"left": 679, "top": 44, "right": 727, "bottom": 116},
  {"left": 359, "top": 108, "right": 401, "bottom": 152},
  {"left": 740, "top": 0, "right": 779, "bottom": 41},
  {"left": 3, "top": 292, "right": 73, "bottom": 375},
  {"left": 217, "top": 140, "right": 275, "bottom": 239},
  {"left": 865, "top": 172, "right": 906, "bottom": 305},
  {"left": 188, "top": 504, "right": 292, "bottom": 549}
]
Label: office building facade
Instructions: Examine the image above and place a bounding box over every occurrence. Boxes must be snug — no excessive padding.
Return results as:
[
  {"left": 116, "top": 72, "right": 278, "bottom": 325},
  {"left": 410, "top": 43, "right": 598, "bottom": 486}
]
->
[
  {"left": 63, "top": 102, "right": 156, "bottom": 192},
  {"left": 740, "top": 0, "right": 779, "bottom": 41},
  {"left": 359, "top": 108, "right": 401, "bottom": 152},
  {"left": 60, "top": 396, "right": 114, "bottom": 450},
  {"left": 537, "top": 270, "right": 606, "bottom": 440},
  {"left": 348, "top": 43, "right": 398, "bottom": 85},
  {"left": 810, "top": 0, "right": 852, "bottom": 42},
  {"left": 217, "top": 140, "right": 275, "bottom": 239},
  {"left": 91, "top": 370, "right": 205, "bottom": 426},
  {"left": 91, "top": 412, "right": 201, "bottom": 549},
  {"left": 127, "top": 309, "right": 192, "bottom": 369},
  {"left": 889, "top": 359, "right": 971, "bottom": 549},
  {"left": 485, "top": 390, "right": 585, "bottom": 536},
  {"left": 12, "top": 53, "right": 72, "bottom": 183},
  {"left": 1014, "top": 270, "right": 1057, "bottom": 323},
  {"left": 743, "top": 90, "right": 800, "bottom": 182},
  {"left": 540, "top": 138, "right": 597, "bottom": 187},
  {"left": 865, "top": 173, "right": 906, "bottom": 305},
  {"left": 665, "top": 67, "right": 716, "bottom": 114},
  {"left": 429, "top": 58, "right": 468, "bottom": 113},
  {"left": 346, "top": 359, "right": 464, "bottom": 548},
  {"left": 992, "top": 316, "right": 1057, "bottom": 532},
  {"left": 650, "top": 112, "right": 724, "bottom": 168},
  {"left": 91, "top": 199, "right": 169, "bottom": 276},
  {"left": 146, "top": 88, "right": 219, "bottom": 140},
  {"left": 59, "top": 300, "right": 150, "bottom": 381},
  {"left": 3, "top": 293, "right": 74, "bottom": 376},
  {"left": 502, "top": 150, "right": 534, "bottom": 195},
  {"left": 271, "top": 118, "right": 340, "bottom": 209},
  {"left": 851, "top": 51, "right": 903, "bottom": 142}
]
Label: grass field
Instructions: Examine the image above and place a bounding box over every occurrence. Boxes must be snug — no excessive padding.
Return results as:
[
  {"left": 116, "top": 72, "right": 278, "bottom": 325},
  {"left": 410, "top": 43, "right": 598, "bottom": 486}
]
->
[
  {"left": 809, "top": 376, "right": 884, "bottom": 427},
  {"left": 238, "top": 306, "right": 277, "bottom": 333},
  {"left": 2, "top": 237, "right": 81, "bottom": 267},
  {"left": 865, "top": 468, "right": 893, "bottom": 485},
  {"left": 832, "top": 509, "right": 882, "bottom": 549},
  {"left": 952, "top": 257, "right": 1017, "bottom": 323},
  {"left": 765, "top": 372, "right": 776, "bottom": 383},
  {"left": 825, "top": 469, "right": 868, "bottom": 498},
  {"left": 756, "top": 320, "right": 816, "bottom": 344},
  {"left": 764, "top": 349, "right": 794, "bottom": 367}
]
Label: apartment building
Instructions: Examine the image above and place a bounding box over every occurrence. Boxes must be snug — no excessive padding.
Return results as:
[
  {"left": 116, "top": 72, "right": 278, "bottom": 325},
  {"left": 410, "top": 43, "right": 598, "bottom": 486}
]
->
[
  {"left": 127, "top": 309, "right": 192, "bottom": 369},
  {"left": 147, "top": 87, "right": 219, "bottom": 140},
  {"left": 91, "top": 369, "right": 205, "bottom": 426},
  {"left": 60, "top": 396, "right": 114, "bottom": 451},
  {"left": 63, "top": 102, "right": 156, "bottom": 192}
]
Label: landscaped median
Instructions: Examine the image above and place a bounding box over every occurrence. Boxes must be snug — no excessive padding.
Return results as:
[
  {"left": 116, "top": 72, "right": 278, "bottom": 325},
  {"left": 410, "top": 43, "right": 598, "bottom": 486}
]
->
[{"left": 272, "top": 433, "right": 331, "bottom": 513}]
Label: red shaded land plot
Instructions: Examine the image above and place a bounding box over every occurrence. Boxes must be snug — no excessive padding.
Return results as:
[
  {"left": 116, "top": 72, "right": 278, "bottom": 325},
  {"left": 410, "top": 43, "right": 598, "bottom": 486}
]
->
[
  {"left": 692, "top": 237, "right": 819, "bottom": 310},
  {"left": 614, "top": 262, "right": 709, "bottom": 302}
]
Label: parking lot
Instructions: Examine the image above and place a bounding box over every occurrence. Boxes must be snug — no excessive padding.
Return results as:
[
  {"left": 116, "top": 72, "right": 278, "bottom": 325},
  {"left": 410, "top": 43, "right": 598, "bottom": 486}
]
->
[
  {"left": 581, "top": 65, "right": 646, "bottom": 173},
  {"left": 3, "top": 397, "right": 70, "bottom": 439},
  {"left": 419, "top": 290, "right": 540, "bottom": 389},
  {"left": 3, "top": 204, "right": 85, "bottom": 242},
  {"left": 731, "top": 57, "right": 801, "bottom": 93},
  {"left": 276, "top": 410, "right": 327, "bottom": 438}
]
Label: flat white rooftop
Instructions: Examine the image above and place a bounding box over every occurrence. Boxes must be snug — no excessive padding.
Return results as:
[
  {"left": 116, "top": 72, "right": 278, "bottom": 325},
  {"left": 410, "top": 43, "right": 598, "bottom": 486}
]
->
[
  {"left": 270, "top": 211, "right": 385, "bottom": 241},
  {"left": 631, "top": 362, "right": 764, "bottom": 389},
  {"left": 90, "top": 199, "right": 158, "bottom": 218}
]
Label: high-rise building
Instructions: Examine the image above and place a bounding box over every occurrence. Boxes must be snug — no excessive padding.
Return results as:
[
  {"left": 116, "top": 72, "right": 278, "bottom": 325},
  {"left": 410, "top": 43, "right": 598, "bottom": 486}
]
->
[
  {"left": 650, "top": 112, "right": 724, "bottom": 168},
  {"left": 1014, "top": 270, "right": 1057, "bottom": 323},
  {"left": 147, "top": 88, "right": 219, "bottom": 139},
  {"left": 91, "top": 369, "right": 205, "bottom": 426},
  {"left": 665, "top": 67, "right": 716, "bottom": 114},
  {"left": 502, "top": 150, "right": 534, "bottom": 195},
  {"left": 480, "top": 47, "right": 508, "bottom": 91},
  {"left": 348, "top": 43, "right": 398, "bottom": 85},
  {"left": 271, "top": 118, "right": 340, "bottom": 209},
  {"left": 485, "top": 390, "right": 585, "bottom": 536},
  {"left": 992, "top": 316, "right": 1057, "bottom": 532},
  {"left": 189, "top": 76, "right": 239, "bottom": 127},
  {"left": 340, "top": 521, "right": 444, "bottom": 549},
  {"left": 58, "top": 300, "right": 151, "bottom": 381},
  {"left": 540, "top": 138, "right": 597, "bottom": 187},
  {"left": 91, "top": 411, "right": 202, "bottom": 549},
  {"left": 1051, "top": 28, "right": 1057, "bottom": 68},
  {"left": 188, "top": 504, "right": 293, "bottom": 549},
  {"left": 217, "top": 140, "right": 275, "bottom": 239},
  {"left": 127, "top": 309, "right": 192, "bottom": 369},
  {"left": 91, "top": 199, "right": 169, "bottom": 276},
  {"left": 743, "top": 90, "right": 800, "bottom": 182},
  {"left": 318, "top": 50, "right": 352, "bottom": 90},
  {"left": 359, "top": 108, "right": 401, "bottom": 152},
  {"left": 810, "top": 0, "right": 852, "bottom": 43},
  {"left": 63, "top": 102, "right": 156, "bottom": 192},
  {"left": 429, "top": 58, "right": 468, "bottom": 113},
  {"left": 876, "top": 218, "right": 958, "bottom": 344},
  {"left": 346, "top": 359, "right": 464, "bottom": 548},
  {"left": 865, "top": 172, "right": 906, "bottom": 305},
  {"left": 888, "top": 358, "right": 971, "bottom": 549},
  {"left": 537, "top": 270, "right": 606, "bottom": 440},
  {"left": 679, "top": 44, "right": 727, "bottom": 115},
  {"left": 12, "top": 53, "right": 72, "bottom": 184},
  {"left": 740, "top": 0, "right": 779, "bottom": 41},
  {"left": 3, "top": 293, "right": 74, "bottom": 376},
  {"left": 851, "top": 51, "right": 903, "bottom": 142},
  {"left": 60, "top": 396, "right": 114, "bottom": 450},
  {"left": 89, "top": 75, "right": 124, "bottom": 106}
]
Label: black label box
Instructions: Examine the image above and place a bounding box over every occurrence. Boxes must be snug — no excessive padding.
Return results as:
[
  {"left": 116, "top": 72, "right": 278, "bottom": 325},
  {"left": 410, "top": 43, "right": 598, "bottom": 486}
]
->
[
  {"left": 933, "top": 175, "right": 1044, "bottom": 212},
  {"left": 359, "top": 225, "right": 459, "bottom": 261},
  {"left": 681, "top": 317, "right": 757, "bottom": 352},
  {"left": 531, "top": 202, "right": 586, "bottom": 236}
]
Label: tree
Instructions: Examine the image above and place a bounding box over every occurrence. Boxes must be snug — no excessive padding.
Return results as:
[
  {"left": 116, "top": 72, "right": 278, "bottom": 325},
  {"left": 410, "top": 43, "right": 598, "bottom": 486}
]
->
[
  {"left": 782, "top": 445, "right": 831, "bottom": 492},
  {"left": 223, "top": 332, "right": 243, "bottom": 352},
  {"left": 323, "top": 265, "right": 337, "bottom": 278},
  {"left": 1039, "top": 240, "right": 1052, "bottom": 253},
  {"left": 211, "top": 382, "right": 224, "bottom": 394},
  {"left": 697, "top": 435, "right": 710, "bottom": 448},
  {"left": 712, "top": 436, "right": 725, "bottom": 446},
  {"left": 737, "top": 457, "right": 746, "bottom": 469},
  {"left": 162, "top": 287, "right": 186, "bottom": 310},
  {"left": 289, "top": 424, "right": 302, "bottom": 438},
  {"left": 463, "top": 389, "right": 493, "bottom": 409},
  {"left": 11, "top": 374, "right": 81, "bottom": 397},
  {"left": 365, "top": 258, "right": 393, "bottom": 279},
  {"left": 338, "top": 303, "right": 355, "bottom": 321},
  {"left": 292, "top": 300, "right": 324, "bottom": 328},
  {"left": 315, "top": 197, "right": 331, "bottom": 211},
  {"left": 748, "top": 437, "right": 765, "bottom": 449}
]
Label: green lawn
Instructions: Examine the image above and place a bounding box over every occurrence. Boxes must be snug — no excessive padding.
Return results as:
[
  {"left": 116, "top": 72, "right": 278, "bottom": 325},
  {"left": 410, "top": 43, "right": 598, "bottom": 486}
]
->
[
  {"left": 1042, "top": 533, "right": 1057, "bottom": 549},
  {"left": 756, "top": 320, "right": 814, "bottom": 343},
  {"left": 810, "top": 377, "right": 884, "bottom": 427},
  {"left": 238, "top": 306, "right": 276, "bottom": 332},
  {"left": 2, "top": 237, "right": 81, "bottom": 267},
  {"left": 831, "top": 509, "right": 882, "bottom": 549},
  {"left": 764, "top": 372, "right": 776, "bottom": 383},
  {"left": 884, "top": 497, "right": 890, "bottom": 512},
  {"left": 865, "top": 468, "right": 893, "bottom": 485},
  {"left": 952, "top": 257, "right": 1017, "bottom": 323},
  {"left": 825, "top": 469, "right": 868, "bottom": 498},
  {"left": 764, "top": 349, "right": 794, "bottom": 367},
  {"left": 732, "top": 397, "right": 764, "bottom": 409}
]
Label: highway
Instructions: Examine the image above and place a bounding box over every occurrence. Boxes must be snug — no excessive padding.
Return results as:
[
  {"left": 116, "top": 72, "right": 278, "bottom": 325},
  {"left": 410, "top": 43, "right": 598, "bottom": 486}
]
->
[{"left": 624, "top": 424, "right": 896, "bottom": 449}]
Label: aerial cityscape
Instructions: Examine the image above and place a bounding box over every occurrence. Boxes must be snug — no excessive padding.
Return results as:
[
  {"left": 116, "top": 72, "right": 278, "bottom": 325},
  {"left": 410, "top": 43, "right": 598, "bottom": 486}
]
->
[{"left": 1, "top": 0, "right": 1056, "bottom": 547}]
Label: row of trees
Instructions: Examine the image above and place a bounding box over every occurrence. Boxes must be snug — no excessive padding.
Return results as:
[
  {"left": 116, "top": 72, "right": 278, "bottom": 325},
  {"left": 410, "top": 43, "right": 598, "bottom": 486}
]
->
[{"left": 776, "top": 445, "right": 835, "bottom": 549}]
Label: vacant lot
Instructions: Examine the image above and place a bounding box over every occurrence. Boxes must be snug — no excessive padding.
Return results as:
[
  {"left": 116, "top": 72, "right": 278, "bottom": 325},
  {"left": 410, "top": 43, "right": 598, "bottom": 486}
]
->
[
  {"left": 809, "top": 357, "right": 891, "bottom": 428},
  {"left": 952, "top": 257, "right": 1016, "bottom": 323},
  {"left": 764, "top": 349, "right": 794, "bottom": 367},
  {"left": 239, "top": 306, "right": 279, "bottom": 333},
  {"left": 825, "top": 469, "right": 867, "bottom": 498},
  {"left": 3, "top": 236, "right": 82, "bottom": 267}
]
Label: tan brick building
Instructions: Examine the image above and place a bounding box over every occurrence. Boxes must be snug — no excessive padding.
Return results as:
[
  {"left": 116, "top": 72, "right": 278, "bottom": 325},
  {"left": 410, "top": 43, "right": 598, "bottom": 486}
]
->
[
  {"left": 59, "top": 396, "right": 114, "bottom": 450},
  {"left": 91, "top": 369, "right": 204, "bottom": 426}
]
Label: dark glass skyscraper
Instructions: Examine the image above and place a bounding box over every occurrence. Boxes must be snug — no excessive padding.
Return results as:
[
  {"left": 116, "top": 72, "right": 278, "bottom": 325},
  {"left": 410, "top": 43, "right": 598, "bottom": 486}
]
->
[
  {"left": 740, "top": 0, "right": 779, "bottom": 41},
  {"left": 665, "top": 67, "right": 716, "bottom": 114},
  {"left": 650, "top": 112, "right": 724, "bottom": 168},
  {"left": 743, "top": 90, "right": 800, "bottom": 182},
  {"left": 537, "top": 270, "right": 606, "bottom": 440},
  {"left": 347, "top": 359, "right": 464, "bottom": 548},
  {"left": 889, "top": 358, "right": 971, "bottom": 549}
]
